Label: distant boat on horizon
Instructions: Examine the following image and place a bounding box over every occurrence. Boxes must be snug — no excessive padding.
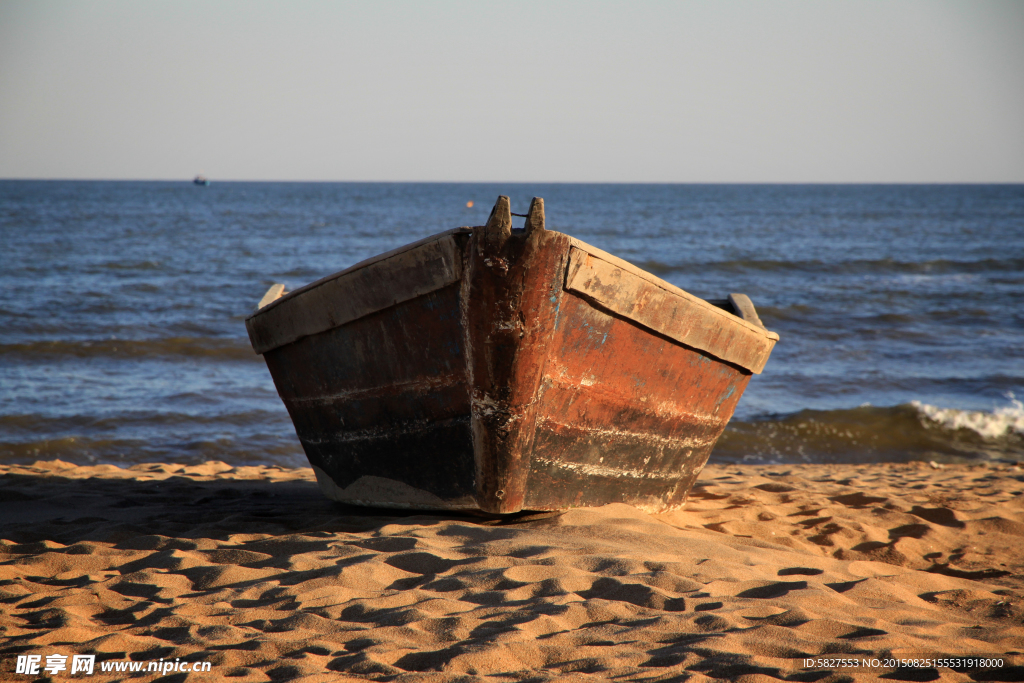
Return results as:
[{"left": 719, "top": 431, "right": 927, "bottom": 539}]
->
[{"left": 193, "top": 174, "right": 210, "bottom": 186}]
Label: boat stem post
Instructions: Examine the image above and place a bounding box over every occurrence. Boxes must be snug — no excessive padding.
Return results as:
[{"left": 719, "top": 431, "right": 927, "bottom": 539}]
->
[
  {"left": 479, "top": 196, "right": 512, "bottom": 256},
  {"left": 524, "top": 197, "right": 545, "bottom": 234},
  {"left": 465, "top": 194, "right": 546, "bottom": 513}
]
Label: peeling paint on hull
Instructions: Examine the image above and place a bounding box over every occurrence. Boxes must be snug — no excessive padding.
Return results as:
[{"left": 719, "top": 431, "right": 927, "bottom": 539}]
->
[{"left": 246, "top": 196, "right": 778, "bottom": 514}]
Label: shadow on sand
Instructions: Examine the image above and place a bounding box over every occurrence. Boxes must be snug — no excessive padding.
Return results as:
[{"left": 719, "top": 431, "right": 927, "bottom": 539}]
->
[{"left": 0, "top": 469, "right": 553, "bottom": 548}]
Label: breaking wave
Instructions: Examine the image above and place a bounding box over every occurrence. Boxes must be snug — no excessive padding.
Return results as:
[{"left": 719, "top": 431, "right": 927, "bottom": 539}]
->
[
  {"left": 912, "top": 397, "right": 1024, "bottom": 441},
  {"left": 716, "top": 397, "right": 1024, "bottom": 465}
]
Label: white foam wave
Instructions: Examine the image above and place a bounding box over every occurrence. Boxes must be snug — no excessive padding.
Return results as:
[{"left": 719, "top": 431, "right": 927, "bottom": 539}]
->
[{"left": 912, "top": 395, "right": 1024, "bottom": 440}]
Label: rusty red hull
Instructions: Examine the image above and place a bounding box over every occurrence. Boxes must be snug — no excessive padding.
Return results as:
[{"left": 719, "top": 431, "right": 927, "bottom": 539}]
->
[{"left": 246, "top": 197, "right": 778, "bottom": 513}]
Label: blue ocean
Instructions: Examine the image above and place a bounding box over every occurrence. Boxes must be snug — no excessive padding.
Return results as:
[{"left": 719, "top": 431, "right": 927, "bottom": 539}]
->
[{"left": 1, "top": 181, "right": 1022, "bottom": 467}]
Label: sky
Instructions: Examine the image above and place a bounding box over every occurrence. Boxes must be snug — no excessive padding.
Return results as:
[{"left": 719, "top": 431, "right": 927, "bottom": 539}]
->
[{"left": 1, "top": 0, "right": 1022, "bottom": 183}]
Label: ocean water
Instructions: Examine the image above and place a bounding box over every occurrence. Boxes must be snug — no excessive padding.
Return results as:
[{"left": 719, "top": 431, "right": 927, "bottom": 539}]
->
[{"left": 1, "top": 181, "right": 1022, "bottom": 467}]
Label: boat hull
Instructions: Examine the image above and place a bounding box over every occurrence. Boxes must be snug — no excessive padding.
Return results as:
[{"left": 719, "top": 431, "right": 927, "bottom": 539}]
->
[{"left": 247, "top": 197, "right": 777, "bottom": 513}]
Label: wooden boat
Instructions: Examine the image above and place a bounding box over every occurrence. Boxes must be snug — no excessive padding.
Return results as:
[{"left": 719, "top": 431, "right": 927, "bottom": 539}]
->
[{"left": 246, "top": 196, "right": 778, "bottom": 514}]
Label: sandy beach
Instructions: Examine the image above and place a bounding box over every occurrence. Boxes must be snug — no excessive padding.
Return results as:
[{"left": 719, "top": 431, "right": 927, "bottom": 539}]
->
[{"left": 1, "top": 460, "right": 1022, "bottom": 681}]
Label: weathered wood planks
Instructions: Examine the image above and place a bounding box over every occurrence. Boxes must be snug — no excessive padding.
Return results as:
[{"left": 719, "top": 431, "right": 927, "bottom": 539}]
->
[{"left": 246, "top": 196, "right": 778, "bottom": 513}]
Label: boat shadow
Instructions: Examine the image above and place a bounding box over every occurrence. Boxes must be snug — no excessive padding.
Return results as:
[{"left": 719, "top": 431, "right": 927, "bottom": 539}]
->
[{"left": 0, "top": 469, "right": 553, "bottom": 547}]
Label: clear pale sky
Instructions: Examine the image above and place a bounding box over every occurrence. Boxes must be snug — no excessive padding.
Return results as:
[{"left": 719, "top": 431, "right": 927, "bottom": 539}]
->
[{"left": 1, "top": 0, "right": 1022, "bottom": 182}]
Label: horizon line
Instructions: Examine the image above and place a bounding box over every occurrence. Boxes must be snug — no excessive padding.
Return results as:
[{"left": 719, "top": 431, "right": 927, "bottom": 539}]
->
[{"left": 3, "top": 177, "right": 1024, "bottom": 186}]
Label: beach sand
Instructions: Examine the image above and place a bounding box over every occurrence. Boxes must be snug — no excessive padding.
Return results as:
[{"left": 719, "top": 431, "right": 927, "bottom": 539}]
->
[{"left": 1, "top": 460, "right": 1022, "bottom": 681}]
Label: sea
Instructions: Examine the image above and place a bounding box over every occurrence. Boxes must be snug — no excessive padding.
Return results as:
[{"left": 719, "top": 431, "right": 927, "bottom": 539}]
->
[{"left": 1, "top": 181, "right": 1022, "bottom": 468}]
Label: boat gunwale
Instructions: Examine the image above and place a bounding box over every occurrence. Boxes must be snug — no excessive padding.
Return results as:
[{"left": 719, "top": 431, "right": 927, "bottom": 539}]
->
[
  {"left": 245, "top": 227, "right": 778, "bottom": 373},
  {"left": 564, "top": 236, "right": 779, "bottom": 343},
  {"left": 563, "top": 243, "right": 776, "bottom": 373},
  {"left": 246, "top": 230, "right": 469, "bottom": 355},
  {"left": 247, "top": 226, "right": 473, "bottom": 320}
]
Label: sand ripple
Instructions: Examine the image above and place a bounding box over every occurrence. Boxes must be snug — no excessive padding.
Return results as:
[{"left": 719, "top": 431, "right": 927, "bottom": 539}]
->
[{"left": 1, "top": 459, "right": 1022, "bottom": 681}]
